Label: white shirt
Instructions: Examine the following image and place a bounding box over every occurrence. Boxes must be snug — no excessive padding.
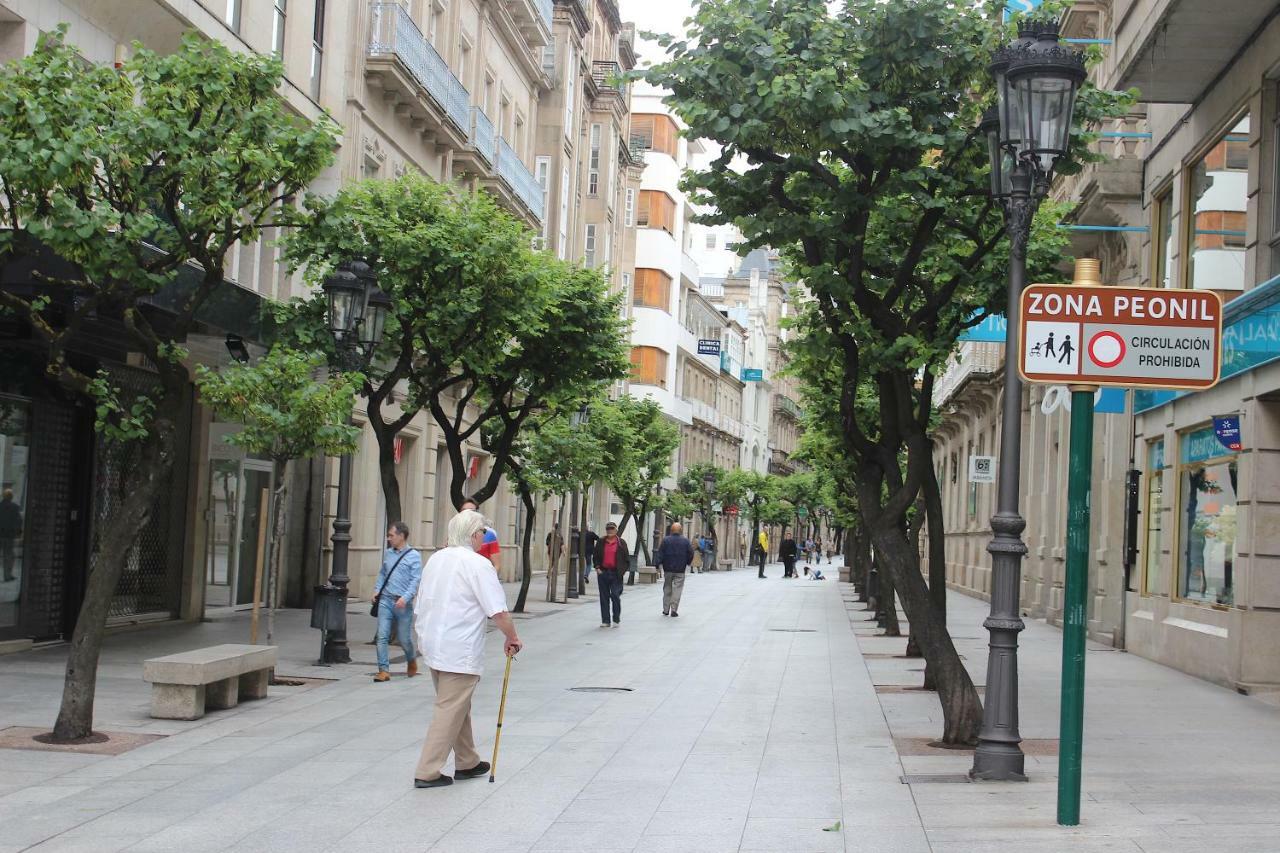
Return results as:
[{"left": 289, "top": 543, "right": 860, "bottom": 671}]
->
[{"left": 413, "top": 545, "right": 510, "bottom": 676}]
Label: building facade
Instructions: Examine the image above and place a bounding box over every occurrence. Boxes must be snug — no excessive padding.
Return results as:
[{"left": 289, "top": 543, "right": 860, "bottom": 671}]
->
[{"left": 932, "top": 0, "right": 1280, "bottom": 694}]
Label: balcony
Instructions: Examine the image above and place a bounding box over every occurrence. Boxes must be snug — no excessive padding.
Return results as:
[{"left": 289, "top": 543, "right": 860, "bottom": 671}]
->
[
  {"left": 497, "top": 138, "right": 544, "bottom": 223},
  {"left": 592, "top": 61, "right": 628, "bottom": 103},
  {"left": 367, "top": 2, "right": 471, "bottom": 144},
  {"left": 1113, "top": 0, "right": 1275, "bottom": 103},
  {"left": 471, "top": 107, "right": 496, "bottom": 167},
  {"left": 773, "top": 394, "right": 801, "bottom": 420},
  {"left": 503, "top": 0, "right": 553, "bottom": 48}
]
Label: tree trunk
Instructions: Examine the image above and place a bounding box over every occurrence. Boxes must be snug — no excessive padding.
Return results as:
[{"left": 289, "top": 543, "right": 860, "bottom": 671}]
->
[
  {"left": 514, "top": 481, "right": 536, "bottom": 613},
  {"left": 373, "top": 425, "right": 402, "bottom": 526},
  {"left": 866, "top": 513, "right": 983, "bottom": 745},
  {"left": 52, "top": 420, "right": 175, "bottom": 742},
  {"left": 636, "top": 500, "right": 652, "bottom": 564},
  {"left": 921, "top": 461, "right": 947, "bottom": 691},
  {"left": 265, "top": 474, "right": 288, "bottom": 645},
  {"left": 880, "top": 553, "right": 901, "bottom": 637},
  {"left": 904, "top": 502, "right": 923, "bottom": 655}
]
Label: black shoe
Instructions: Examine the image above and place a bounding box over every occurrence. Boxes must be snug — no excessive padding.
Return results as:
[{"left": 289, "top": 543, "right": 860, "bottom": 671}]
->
[
  {"left": 671, "top": 612, "right": 679, "bottom": 617},
  {"left": 455, "top": 762, "right": 490, "bottom": 780},
  {"left": 414, "top": 776, "right": 453, "bottom": 788},
  {"left": 662, "top": 610, "right": 669, "bottom": 616}
]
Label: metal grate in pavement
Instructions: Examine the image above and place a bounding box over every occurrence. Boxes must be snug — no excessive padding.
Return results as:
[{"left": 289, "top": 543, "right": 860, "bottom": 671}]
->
[
  {"left": 892, "top": 736, "right": 1058, "bottom": 756},
  {"left": 900, "top": 774, "right": 972, "bottom": 784},
  {"left": 768, "top": 628, "right": 817, "bottom": 632},
  {"left": 569, "top": 687, "right": 633, "bottom": 693}
]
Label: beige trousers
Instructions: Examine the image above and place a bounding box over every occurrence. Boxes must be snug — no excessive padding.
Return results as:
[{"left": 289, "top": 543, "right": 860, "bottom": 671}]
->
[{"left": 414, "top": 668, "right": 482, "bottom": 781}]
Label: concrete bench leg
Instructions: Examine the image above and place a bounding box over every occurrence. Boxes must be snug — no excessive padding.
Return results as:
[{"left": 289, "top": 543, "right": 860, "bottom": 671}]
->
[
  {"left": 151, "top": 684, "right": 205, "bottom": 720},
  {"left": 239, "top": 669, "right": 269, "bottom": 701},
  {"left": 206, "top": 676, "right": 240, "bottom": 711}
]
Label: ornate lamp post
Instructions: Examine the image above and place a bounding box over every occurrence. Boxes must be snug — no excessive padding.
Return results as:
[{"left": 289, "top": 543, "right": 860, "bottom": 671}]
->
[
  {"left": 971, "top": 22, "right": 1085, "bottom": 782},
  {"left": 319, "top": 259, "right": 390, "bottom": 664}
]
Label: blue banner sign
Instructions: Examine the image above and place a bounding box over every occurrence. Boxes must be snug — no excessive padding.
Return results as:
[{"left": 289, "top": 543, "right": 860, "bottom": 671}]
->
[
  {"left": 958, "top": 313, "right": 1008, "bottom": 343},
  {"left": 1213, "top": 415, "right": 1242, "bottom": 451},
  {"left": 741, "top": 368, "right": 764, "bottom": 382},
  {"left": 698, "top": 339, "right": 721, "bottom": 356},
  {"left": 1005, "top": 0, "right": 1043, "bottom": 19},
  {"left": 1181, "top": 426, "right": 1235, "bottom": 465}
]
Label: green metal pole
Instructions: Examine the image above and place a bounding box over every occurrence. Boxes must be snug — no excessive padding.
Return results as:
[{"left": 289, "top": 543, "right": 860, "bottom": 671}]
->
[{"left": 1057, "top": 388, "right": 1095, "bottom": 826}]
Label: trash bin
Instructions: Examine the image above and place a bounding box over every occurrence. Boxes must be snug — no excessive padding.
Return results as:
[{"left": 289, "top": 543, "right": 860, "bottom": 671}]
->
[{"left": 310, "top": 584, "right": 347, "bottom": 631}]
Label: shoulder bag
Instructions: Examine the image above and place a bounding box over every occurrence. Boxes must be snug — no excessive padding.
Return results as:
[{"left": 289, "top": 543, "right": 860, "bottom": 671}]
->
[{"left": 370, "top": 550, "right": 411, "bottom": 617}]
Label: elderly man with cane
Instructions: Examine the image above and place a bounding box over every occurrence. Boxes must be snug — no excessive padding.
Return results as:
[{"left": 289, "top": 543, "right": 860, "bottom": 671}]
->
[{"left": 412, "top": 510, "right": 523, "bottom": 789}]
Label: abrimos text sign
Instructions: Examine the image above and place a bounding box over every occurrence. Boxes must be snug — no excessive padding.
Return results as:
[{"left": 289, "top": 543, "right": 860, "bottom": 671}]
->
[{"left": 1018, "top": 285, "right": 1222, "bottom": 390}]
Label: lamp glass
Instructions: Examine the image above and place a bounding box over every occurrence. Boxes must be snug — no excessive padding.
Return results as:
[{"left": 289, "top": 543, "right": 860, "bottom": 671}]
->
[
  {"left": 362, "top": 288, "right": 391, "bottom": 350},
  {"left": 1015, "top": 70, "right": 1080, "bottom": 175},
  {"left": 323, "top": 267, "right": 365, "bottom": 338}
]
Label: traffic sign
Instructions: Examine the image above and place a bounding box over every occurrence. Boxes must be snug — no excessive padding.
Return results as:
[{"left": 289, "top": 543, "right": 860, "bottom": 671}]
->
[{"left": 1019, "top": 284, "right": 1223, "bottom": 390}]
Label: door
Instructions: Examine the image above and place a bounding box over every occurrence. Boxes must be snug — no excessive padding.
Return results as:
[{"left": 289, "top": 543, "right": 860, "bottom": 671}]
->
[
  {"left": 235, "top": 463, "right": 273, "bottom": 607},
  {"left": 0, "top": 394, "right": 32, "bottom": 637},
  {"left": 205, "top": 459, "right": 273, "bottom": 609}
]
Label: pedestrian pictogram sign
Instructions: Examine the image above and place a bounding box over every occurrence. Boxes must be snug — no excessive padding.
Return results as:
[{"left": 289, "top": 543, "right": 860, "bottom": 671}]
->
[{"left": 1019, "top": 284, "right": 1223, "bottom": 390}]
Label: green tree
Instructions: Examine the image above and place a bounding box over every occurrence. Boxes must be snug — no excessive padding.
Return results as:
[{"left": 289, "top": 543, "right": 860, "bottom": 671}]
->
[
  {"left": 677, "top": 462, "right": 727, "bottom": 544},
  {"left": 0, "top": 31, "right": 336, "bottom": 741},
  {"left": 195, "top": 348, "right": 361, "bottom": 642},
  {"left": 719, "top": 469, "right": 776, "bottom": 561},
  {"left": 646, "top": 0, "right": 1127, "bottom": 743}
]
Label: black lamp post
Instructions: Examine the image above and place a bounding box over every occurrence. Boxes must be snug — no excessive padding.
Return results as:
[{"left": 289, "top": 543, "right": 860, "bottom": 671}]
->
[
  {"left": 318, "top": 259, "right": 389, "bottom": 664},
  {"left": 567, "top": 405, "right": 591, "bottom": 600},
  {"left": 971, "top": 21, "right": 1085, "bottom": 782}
]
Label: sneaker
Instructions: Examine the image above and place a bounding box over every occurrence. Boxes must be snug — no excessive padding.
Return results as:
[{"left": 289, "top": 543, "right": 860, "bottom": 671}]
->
[
  {"left": 611, "top": 621, "right": 619, "bottom": 628},
  {"left": 414, "top": 775, "right": 453, "bottom": 788},
  {"left": 455, "top": 761, "right": 490, "bottom": 780},
  {"left": 374, "top": 671, "right": 391, "bottom": 683},
  {"left": 601, "top": 623, "right": 611, "bottom": 628}
]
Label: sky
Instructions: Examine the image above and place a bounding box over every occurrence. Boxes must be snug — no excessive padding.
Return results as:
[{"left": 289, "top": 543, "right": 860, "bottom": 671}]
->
[{"left": 617, "top": 0, "right": 695, "bottom": 70}]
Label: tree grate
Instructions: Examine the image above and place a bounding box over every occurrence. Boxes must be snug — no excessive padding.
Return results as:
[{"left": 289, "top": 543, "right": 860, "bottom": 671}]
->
[{"left": 569, "top": 687, "right": 633, "bottom": 693}]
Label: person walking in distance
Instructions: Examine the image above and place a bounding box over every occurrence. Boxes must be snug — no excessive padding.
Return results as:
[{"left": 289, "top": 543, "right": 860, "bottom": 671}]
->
[
  {"left": 593, "top": 522, "right": 628, "bottom": 627},
  {"left": 460, "top": 497, "right": 501, "bottom": 572},
  {"left": 757, "top": 528, "right": 770, "bottom": 578},
  {"left": 657, "top": 521, "right": 694, "bottom": 617},
  {"left": 412, "top": 510, "right": 523, "bottom": 789},
  {"left": 0, "top": 489, "right": 22, "bottom": 582},
  {"left": 373, "top": 522, "right": 423, "bottom": 683},
  {"left": 779, "top": 533, "right": 798, "bottom": 579},
  {"left": 582, "top": 525, "right": 599, "bottom": 587},
  {"left": 702, "top": 532, "right": 717, "bottom": 573}
]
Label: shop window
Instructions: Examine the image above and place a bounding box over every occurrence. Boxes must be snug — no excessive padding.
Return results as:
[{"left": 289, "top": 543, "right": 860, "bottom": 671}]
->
[
  {"left": 630, "top": 346, "right": 668, "bottom": 388},
  {"left": 1141, "top": 439, "right": 1164, "bottom": 595},
  {"left": 1154, "top": 188, "right": 1174, "bottom": 288},
  {"left": 1186, "top": 113, "right": 1249, "bottom": 292},
  {"left": 1176, "top": 427, "right": 1238, "bottom": 606}
]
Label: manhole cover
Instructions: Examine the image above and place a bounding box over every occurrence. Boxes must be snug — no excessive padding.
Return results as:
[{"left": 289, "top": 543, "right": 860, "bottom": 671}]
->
[
  {"left": 900, "top": 774, "right": 972, "bottom": 784},
  {"left": 568, "top": 687, "right": 633, "bottom": 693},
  {"left": 768, "top": 628, "right": 817, "bottom": 633}
]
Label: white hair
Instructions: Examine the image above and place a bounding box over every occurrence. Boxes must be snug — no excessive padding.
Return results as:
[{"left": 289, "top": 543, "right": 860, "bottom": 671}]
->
[{"left": 447, "top": 509, "right": 487, "bottom": 548}]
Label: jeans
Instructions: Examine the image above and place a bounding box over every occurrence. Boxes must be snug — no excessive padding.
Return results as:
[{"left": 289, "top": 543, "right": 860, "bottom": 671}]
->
[
  {"left": 662, "top": 572, "right": 685, "bottom": 614},
  {"left": 376, "top": 596, "right": 416, "bottom": 672},
  {"left": 597, "top": 570, "right": 622, "bottom": 624}
]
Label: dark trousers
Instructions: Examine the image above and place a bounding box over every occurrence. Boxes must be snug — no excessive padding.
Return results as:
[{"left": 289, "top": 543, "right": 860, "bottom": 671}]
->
[
  {"left": 783, "top": 557, "right": 796, "bottom": 578},
  {"left": 597, "top": 570, "right": 623, "bottom": 624},
  {"left": 757, "top": 550, "right": 767, "bottom": 577}
]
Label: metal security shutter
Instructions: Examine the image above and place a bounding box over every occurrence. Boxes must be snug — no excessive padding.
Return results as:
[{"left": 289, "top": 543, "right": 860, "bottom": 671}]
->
[{"left": 23, "top": 397, "right": 76, "bottom": 639}]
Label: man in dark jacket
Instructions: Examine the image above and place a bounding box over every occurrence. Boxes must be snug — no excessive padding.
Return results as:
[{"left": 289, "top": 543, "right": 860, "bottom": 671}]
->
[
  {"left": 592, "top": 522, "right": 628, "bottom": 627},
  {"left": 656, "top": 522, "right": 694, "bottom": 617},
  {"left": 582, "top": 526, "right": 599, "bottom": 587},
  {"left": 779, "top": 534, "right": 798, "bottom": 578}
]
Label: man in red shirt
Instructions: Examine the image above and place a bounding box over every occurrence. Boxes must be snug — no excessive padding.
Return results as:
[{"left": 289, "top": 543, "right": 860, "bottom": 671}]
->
[
  {"left": 460, "top": 497, "right": 500, "bottom": 572},
  {"left": 592, "top": 521, "right": 629, "bottom": 627}
]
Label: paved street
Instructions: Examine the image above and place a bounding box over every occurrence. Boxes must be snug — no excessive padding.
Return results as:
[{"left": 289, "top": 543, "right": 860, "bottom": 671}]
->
[{"left": 2, "top": 565, "right": 1279, "bottom": 852}]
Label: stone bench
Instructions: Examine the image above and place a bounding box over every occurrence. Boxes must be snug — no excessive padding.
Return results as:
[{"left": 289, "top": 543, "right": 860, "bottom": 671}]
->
[
  {"left": 637, "top": 566, "right": 659, "bottom": 584},
  {"left": 719, "top": 559, "right": 733, "bottom": 571},
  {"left": 143, "top": 644, "right": 277, "bottom": 720}
]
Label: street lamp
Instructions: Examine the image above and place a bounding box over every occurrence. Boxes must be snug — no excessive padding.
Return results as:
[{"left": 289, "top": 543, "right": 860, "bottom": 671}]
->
[
  {"left": 568, "top": 405, "right": 591, "bottom": 600},
  {"left": 318, "top": 259, "right": 389, "bottom": 664},
  {"left": 971, "top": 21, "right": 1085, "bottom": 783}
]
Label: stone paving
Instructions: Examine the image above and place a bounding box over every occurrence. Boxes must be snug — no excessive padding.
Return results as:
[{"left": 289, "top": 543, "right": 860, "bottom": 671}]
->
[{"left": 0, "top": 563, "right": 1278, "bottom": 852}]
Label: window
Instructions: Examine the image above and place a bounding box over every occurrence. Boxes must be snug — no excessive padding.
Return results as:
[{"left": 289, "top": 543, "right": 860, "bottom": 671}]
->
[
  {"left": 632, "top": 268, "right": 672, "bottom": 311},
  {"left": 603, "top": 231, "right": 612, "bottom": 271},
  {"left": 309, "top": 0, "right": 325, "bottom": 100},
  {"left": 427, "top": 1, "right": 443, "bottom": 48},
  {"left": 584, "top": 224, "right": 597, "bottom": 267},
  {"left": 1142, "top": 440, "right": 1165, "bottom": 596},
  {"left": 588, "top": 124, "right": 602, "bottom": 196},
  {"left": 607, "top": 126, "right": 617, "bottom": 202},
  {"left": 624, "top": 188, "right": 635, "bottom": 227},
  {"left": 621, "top": 271, "right": 631, "bottom": 298},
  {"left": 637, "top": 190, "right": 676, "bottom": 234},
  {"left": 705, "top": 232, "right": 717, "bottom": 250},
  {"left": 1176, "top": 427, "right": 1238, "bottom": 606},
  {"left": 630, "top": 114, "right": 678, "bottom": 157},
  {"left": 535, "top": 156, "right": 551, "bottom": 249},
  {"left": 271, "top": 0, "right": 287, "bottom": 56},
  {"left": 1154, "top": 188, "right": 1174, "bottom": 288},
  {"left": 1186, "top": 113, "right": 1249, "bottom": 292},
  {"left": 558, "top": 167, "right": 569, "bottom": 259},
  {"left": 225, "top": 0, "right": 242, "bottom": 32},
  {"left": 564, "top": 44, "right": 576, "bottom": 131},
  {"left": 630, "top": 346, "right": 669, "bottom": 388}
]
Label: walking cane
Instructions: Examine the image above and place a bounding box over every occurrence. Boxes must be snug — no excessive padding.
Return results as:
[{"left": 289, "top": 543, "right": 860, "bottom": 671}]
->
[{"left": 489, "top": 652, "right": 515, "bottom": 783}]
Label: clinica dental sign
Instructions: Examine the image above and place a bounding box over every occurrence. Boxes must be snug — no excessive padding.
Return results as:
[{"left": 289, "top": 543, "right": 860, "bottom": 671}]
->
[{"left": 1018, "top": 284, "right": 1223, "bottom": 390}]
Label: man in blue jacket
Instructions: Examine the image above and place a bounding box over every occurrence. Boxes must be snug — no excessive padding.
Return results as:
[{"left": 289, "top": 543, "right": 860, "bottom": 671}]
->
[
  {"left": 657, "top": 522, "right": 694, "bottom": 617},
  {"left": 373, "top": 521, "right": 423, "bottom": 682}
]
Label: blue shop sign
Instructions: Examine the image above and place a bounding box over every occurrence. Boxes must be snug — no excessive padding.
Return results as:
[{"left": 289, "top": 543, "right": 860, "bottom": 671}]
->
[
  {"left": 958, "top": 313, "right": 1008, "bottom": 343},
  {"left": 1135, "top": 279, "right": 1280, "bottom": 413},
  {"left": 698, "top": 339, "right": 721, "bottom": 356},
  {"left": 1181, "top": 426, "right": 1236, "bottom": 465},
  {"left": 741, "top": 368, "right": 764, "bottom": 382}
]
